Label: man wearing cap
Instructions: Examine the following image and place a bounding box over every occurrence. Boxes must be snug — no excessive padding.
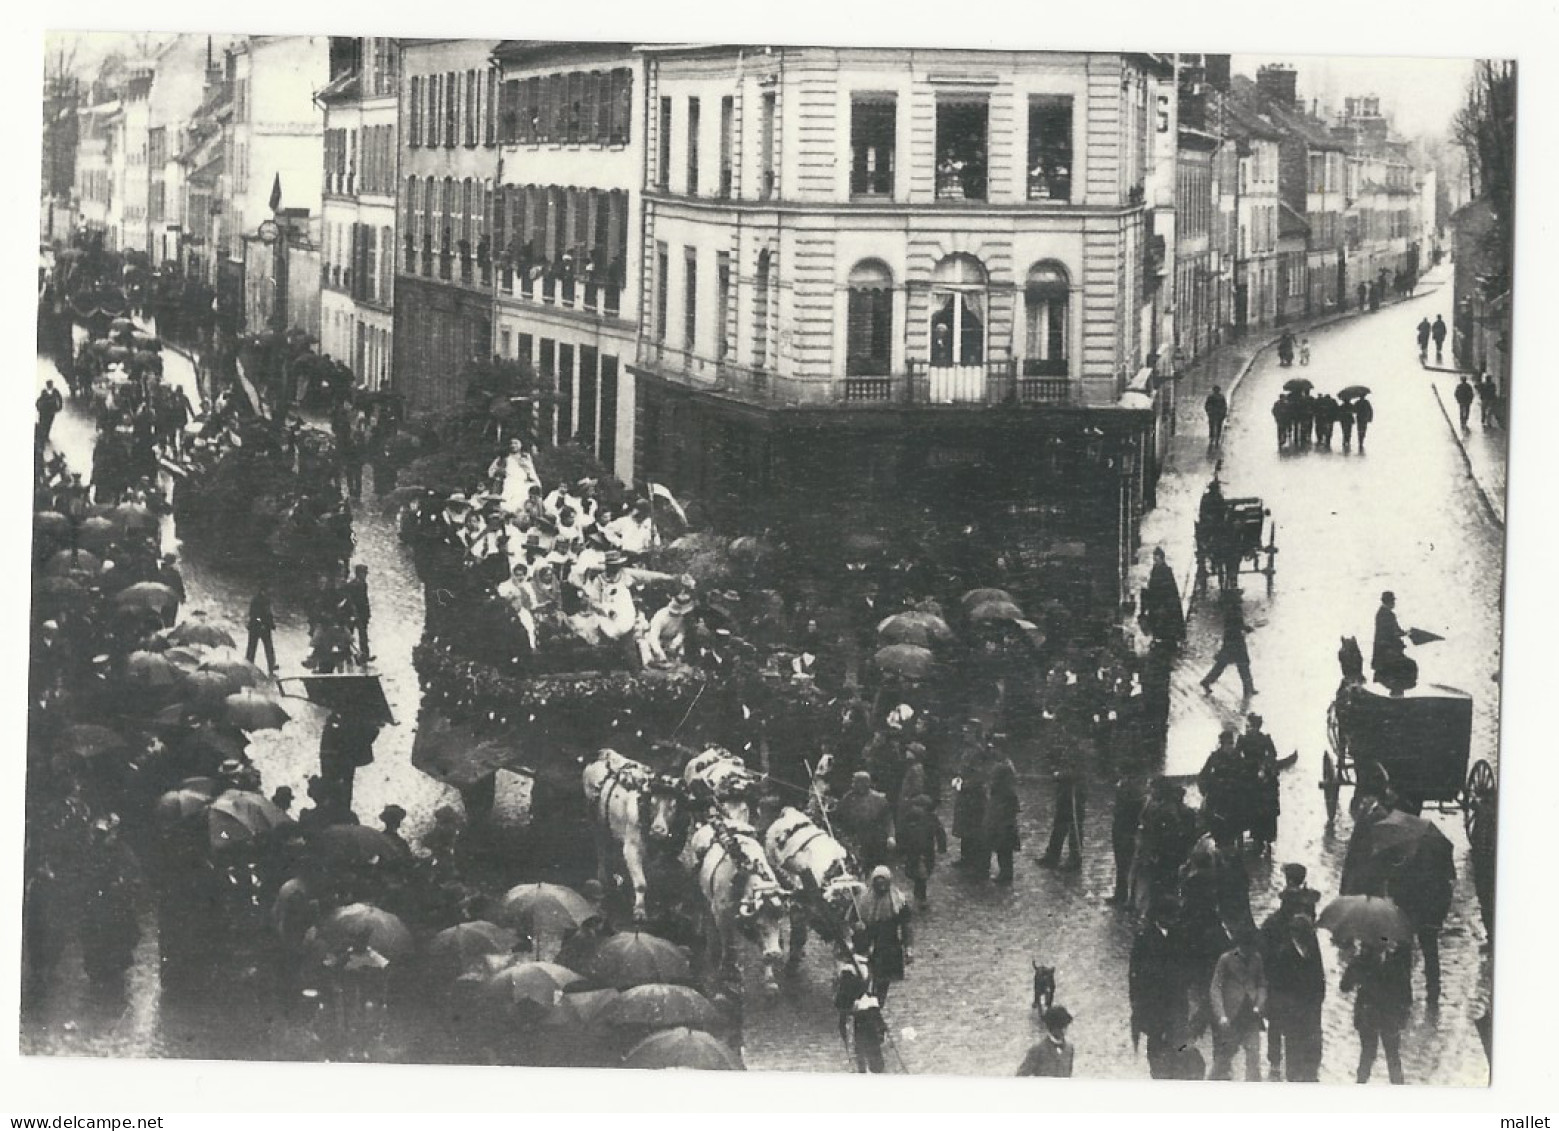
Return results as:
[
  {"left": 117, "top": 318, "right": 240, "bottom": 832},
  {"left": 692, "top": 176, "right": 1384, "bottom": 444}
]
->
[
  {"left": 1017, "top": 1006, "right": 1075, "bottom": 1076},
  {"left": 835, "top": 772, "right": 897, "bottom": 874},
  {"left": 156, "top": 553, "right": 185, "bottom": 628},
  {"left": 1209, "top": 925, "right": 1267, "bottom": 1080},
  {"left": 642, "top": 587, "right": 695, "bottom": 667}
]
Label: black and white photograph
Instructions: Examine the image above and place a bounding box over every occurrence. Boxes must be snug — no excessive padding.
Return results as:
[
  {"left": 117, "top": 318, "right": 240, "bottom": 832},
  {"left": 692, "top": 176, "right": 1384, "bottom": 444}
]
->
[{"left": 17, "top": 19, "right": 1521, "bottom": 1098}]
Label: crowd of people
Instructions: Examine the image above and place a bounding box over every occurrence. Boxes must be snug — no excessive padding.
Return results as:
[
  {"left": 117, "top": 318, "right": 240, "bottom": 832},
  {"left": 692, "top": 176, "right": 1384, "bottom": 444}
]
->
[{"left": 1270, "top": 387, "right": 1374, "bottom": 454}]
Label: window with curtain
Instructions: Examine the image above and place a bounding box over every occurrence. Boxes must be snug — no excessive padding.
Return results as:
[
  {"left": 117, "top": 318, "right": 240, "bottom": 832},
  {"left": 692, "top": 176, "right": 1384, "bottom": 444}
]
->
[
  {"left": 845, "top": 259, "right": 893, "bottom": 376},
  {"left": 935, "top": 99, "right": 988, "bottom": 202},
  {"left": 1027, "top": 95, "right": 1073, "bottom": 201},
  {"left": 929, "top": 253, "right": 986, "bottom": 366},
  {"left": 850, "top": 97, "right": 896, "bottom": 197},
  {"left": 1023, "top": 261, "right": 1069, "bottom": 376}
]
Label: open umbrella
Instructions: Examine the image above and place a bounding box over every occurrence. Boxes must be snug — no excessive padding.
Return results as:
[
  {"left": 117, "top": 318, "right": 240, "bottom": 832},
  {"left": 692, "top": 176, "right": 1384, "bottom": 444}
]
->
[
  {"left": 587, "top": 932, "right": 692, "bottom": 990},
  {"left": 1406, "top": 628, "right": 1445, "bottom": 645},
  {"left": 307, "top": 903, "right": 415, "bottom": 963},
  {"left": 126, "top": 649, "right": 182, "bottom": 688},
  {"left": 115, "top": 582, "right": 177, "bottom": 614},
  {"left": 311, "top": 824, "right": 406, "bottom": 869},
  {"left": 871, "top": 643, "right": 935, "bottom": 682},
  {"left": 622, "top": 1027, "right": 742, "bottom": 1071},
  {"left": 45, "top": 548, "right": 102, "bottom": 577},
  {"left": 968, "top": 599, "right": 1026, "bottom": 624},
  {"left": 598, "top": 983, "right": 720, "bottom": 1031},
  {"left": 183, "top": 669, "right": 239, "bottom": 704},
  {"left": 208, "top": 789, "right": 290, "bottom": 849},
  {"left": 428, "top": 921, "right": 518, "bottom": 980},
  {"left": 75, "top": 515, "right": 118, "bottom": 552},
  {"left": 549, "top": 987, "right": 621, "bottom": 1029},
  {"left": 1283, "top": 377, "right": 1314, "bottom": 393},
  {"left": 111, "top": 501, "right": 156, "bottom": 535},
  {"left": 482, "top": 961, "right": 588, "bottom": 1020},
  {"left": 33, "top": 511, "right": 70, "bottom": 541},
  {"left": 199, "top": 657, "right": 267, "bottom": 689},
  {"left": 183, "top": 727, "right": 247, "bottom": 765},
  {"left": 55, "top": 723, "right": 128, "bottom": 764},
  {"left": 1338, "top": 385, "right": 1372, "bottom": 401},
  {"left": 166, "top": 620, "right": 237, "bottom": 648},
  {"left": 35, "top": 576, "right": 86, "bottom": 604},
  {"left": 499, "top": 883, "right": 596, "bottom": 935},
  {"left": 960, "top": 587, "right": 1014, "bottom": 611},
  {"left": 222, "top": 689, "right": 290, "bottom": 731},
  {"left": 156, "top": 786, "right": 215, "bottom": 826},
  {"left": 877, "top": 610, "right": 954, "bottom": 648},
  {"left": 1317, "top": 895, "right": 1415, "bottom": 946}
]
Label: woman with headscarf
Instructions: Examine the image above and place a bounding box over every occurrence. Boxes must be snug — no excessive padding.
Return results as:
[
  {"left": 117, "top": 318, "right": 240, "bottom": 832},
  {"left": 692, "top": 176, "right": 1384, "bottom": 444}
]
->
[{"left": 856, "top": 865, "right": 913, "bottom": 1006}]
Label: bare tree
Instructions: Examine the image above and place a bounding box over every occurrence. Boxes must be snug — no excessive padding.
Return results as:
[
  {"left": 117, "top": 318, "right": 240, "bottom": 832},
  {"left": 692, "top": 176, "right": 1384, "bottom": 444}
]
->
[{"left": 1452, "top": 60, "right": 1516, "bottom": 294}]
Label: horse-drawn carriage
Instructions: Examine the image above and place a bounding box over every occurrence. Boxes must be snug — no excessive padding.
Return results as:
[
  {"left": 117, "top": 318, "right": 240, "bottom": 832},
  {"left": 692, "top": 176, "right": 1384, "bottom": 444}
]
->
[
  {"left": 1194, "top": 479, "right": 1278, "bottom": 589},
  {"left": 1323, "top": 637, "right": 1495, "bottom": 841}
]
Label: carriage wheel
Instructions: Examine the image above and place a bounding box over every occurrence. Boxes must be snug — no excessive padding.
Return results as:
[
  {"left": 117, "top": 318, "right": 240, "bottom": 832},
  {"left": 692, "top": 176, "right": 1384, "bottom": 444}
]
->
[{"left": 1464, "top": 759, "right": 1497, "bottom": 836}]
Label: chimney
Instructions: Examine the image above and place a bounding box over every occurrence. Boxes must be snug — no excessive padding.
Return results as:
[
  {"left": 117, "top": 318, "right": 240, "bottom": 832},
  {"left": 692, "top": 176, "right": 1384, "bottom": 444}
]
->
[
  {"left": 1257, "top": 64, "right": 1298, "bottom": 109},
  {"left": 1204, "top": 54, "right": 1231, "bottom": 93}
]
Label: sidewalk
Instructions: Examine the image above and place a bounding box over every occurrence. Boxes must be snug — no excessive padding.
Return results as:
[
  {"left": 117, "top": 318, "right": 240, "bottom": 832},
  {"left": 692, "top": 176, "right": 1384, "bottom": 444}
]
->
[
  {"left": 1420, "top": 360, "right": 1508, "bottom": 529},
  {"left": 1126, "top": 277, "right": 1447, "bottom": 629}
]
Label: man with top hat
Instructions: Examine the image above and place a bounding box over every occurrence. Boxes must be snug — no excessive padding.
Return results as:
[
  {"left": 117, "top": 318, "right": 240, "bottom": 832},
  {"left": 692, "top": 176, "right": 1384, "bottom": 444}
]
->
[{"left": 1017, "top": 1005, "right": 1076, "bottom": 1076}]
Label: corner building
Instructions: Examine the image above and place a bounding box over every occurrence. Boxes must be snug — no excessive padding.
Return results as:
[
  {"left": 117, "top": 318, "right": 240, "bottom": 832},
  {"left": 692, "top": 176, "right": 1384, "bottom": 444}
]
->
[{"left": 632, "top": 46, "right": 1174, "bottom": 610}]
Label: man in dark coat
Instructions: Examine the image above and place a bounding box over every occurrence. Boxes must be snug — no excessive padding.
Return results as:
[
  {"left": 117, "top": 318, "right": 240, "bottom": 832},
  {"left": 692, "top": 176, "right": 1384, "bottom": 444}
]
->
[
  {"left": 1264, "top": 913, "right": 1325, "bottom": 1081},
  {"left": 1353, "top": 393, "right": 1374, "bottom": 451},
  {"left": 1431, "top": 314, "right": 1448, "bottom": 362},
  {"left": 951, "top": 731, "right": 991, "bottom": 871},
  {"left": 984, "top": 760, "right": 1021, "bottom": 884},
  {"left": 1271, "top": 395, "right": 1291, "bottom": 452},
  {"left": 1342, "top": 941, "right": 1412, "bottom": 1084},
  {"left": 1371, "top": 590, "right": 1414, "bottom": 691},
  {"left": 345, "top": 563, "right": 373, "bottom": 662},
  {"left": 1142, "top": 548, "right": 1185, "bottom": 647},
  {"left": 1454, "top": 374, "right": 1476, "bottom": 430},
  {"left": 1108, "top": 776, "right": 1146, "bottom": 906},
  {"left": 1130, "top": 900, "right": 1185, "bottom": 1077},
  {"left": 833, "top": 771, "right": 896, "bottom": 873},
  {"left": 1337, "top": 396, "right": 1356, "bottom": 450},
  {"left": 1039, "top": 758, "right": 1085, "bottom": 870},
  {"left": 1198, "top": 729, "right": 1246, "bottom": 848},
  {"left": 896, "top": 795, "right": 946, "bottom": 907},
  {"left": 1416, "top": 317, "right": 1432, "bottom": 360},
  {"left": 1236, "top": 713, "right": 1280, "bottom": 853},
  {"left": 1204, "top": 385, "right": 1228, "bottom": 449},
  {"left": 1200, "top": 592, "right": 1256, "bottom": 698},
  {"left": 156, "top": 553, "right": 186, "bottom": 629},
  {"left": 245, "top": 582, "right": 277, "bottom": 674},
  {"left": 36, "top": 380, "right": 64, "bottom": 449}
]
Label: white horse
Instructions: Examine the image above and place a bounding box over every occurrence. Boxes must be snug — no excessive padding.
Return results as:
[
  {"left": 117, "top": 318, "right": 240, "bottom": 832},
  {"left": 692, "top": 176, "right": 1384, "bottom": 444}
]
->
[
  {"left": 582, "top": 748, "right": 683, "bottom": 922},
  {"left": 683, "top": 817, "right": 789, "bottom": 995},
  {"left": 762, "top": 805, "right": 866, "bottom": 966}
]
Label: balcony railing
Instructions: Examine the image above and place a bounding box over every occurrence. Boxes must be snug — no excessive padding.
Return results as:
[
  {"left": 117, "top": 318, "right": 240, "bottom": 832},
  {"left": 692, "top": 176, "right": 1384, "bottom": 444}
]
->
[{"left": 635, "top": 345, "right": 1074, "bottom": 409}]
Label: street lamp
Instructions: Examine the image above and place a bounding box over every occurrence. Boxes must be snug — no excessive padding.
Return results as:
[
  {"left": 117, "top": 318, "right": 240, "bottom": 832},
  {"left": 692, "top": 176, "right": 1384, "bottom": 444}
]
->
[{"left": 256, "top": 214, "right": 294, "bottom": 412}]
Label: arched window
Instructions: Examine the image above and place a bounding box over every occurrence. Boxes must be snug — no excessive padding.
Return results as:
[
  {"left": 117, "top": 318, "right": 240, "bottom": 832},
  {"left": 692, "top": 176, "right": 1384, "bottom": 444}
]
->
[
  {"left": 929, "top": 253, "right": 987, "bottom": 369},
  {"left": 1023, "top": 261, "right": 1070, "bottom": 376},
  {"left": 846, "top": 259, "right": 893, "bottom": 377}
]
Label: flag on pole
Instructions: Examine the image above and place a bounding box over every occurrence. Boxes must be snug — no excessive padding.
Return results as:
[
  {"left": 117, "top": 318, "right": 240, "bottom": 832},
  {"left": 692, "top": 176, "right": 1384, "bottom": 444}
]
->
[
  {"left": 647, "top": 482, "right": 687, "bottom": 523},
  {"left": 268, "top": 173, "right": 283, "bottom": 213}
]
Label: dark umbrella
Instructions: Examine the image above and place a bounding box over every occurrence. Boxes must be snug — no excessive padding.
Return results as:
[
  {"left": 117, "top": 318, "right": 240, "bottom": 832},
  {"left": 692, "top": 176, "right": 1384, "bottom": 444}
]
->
[
  {"left": 35, "top": 576, "right": 86, "bottom": 603},
  {"left": 877, "top": 610, "right": 954, "bottom": 647},
  {"left": 587, "top": 932, "right": 693, "bottom": 990},
  {"left": 156, "top": 787, "right": 215, "bottom": 826},
  {"left": 208, "top": 789, "right": 290, "bottom": 849},
  {"left": 55, "top": 723, "right": 129, "bottom": 764},
  {"left": 126, "top": 649, "right": 182, "bottom": 688},
  {"left": 199, "top": 657, "right": 267, "bottom": 689},
  {"left": 306, "top": 903, "right": 415, "bottom": 963},
  {"left": 311, "top": 824, "right": 405, "bottom": 869},
  {"left": 597, "top": 983, "right": 721, "bottom": 1031},
  {"left": 166, "top": 620, "right": 238, "bottom": 648},
  {"left": 968, "top": 599, "right": 1026, "bottom": 624},
  {"left": 427, "top": 921, "right": 518, "bottom": 980},
  {"left": 45, "top": 549, "right": 102, "bottom": 577},
  {"left": 184, "top": 727, "right": 247, "bottom": 765},
  {"left": 33, "top": 511, "right": 70, "bottom": 541},
  {"left": 111, "top": 502, "right": 156, "bottom": 535},
  {"left": 221, "top": 689, "right": 290, "bottom": 732},
  {"left": 871, "top": 643, "right": 935, "bottom": 682},
  {"left": 1338, "top": 385, "right": 1372, "bottom": 401},
  {"left": 183, "top": 669, "right": 239, "bottom": 704},
  {"left": 622, "top": 1027, "right": 742, "bottom": 1071},
  {"left": 1283, "top": 377, "right": 1314, "bottom": 393},
  {"left": 75, "top": 515, "right": 118, "bottom": 552},
  {"left": 115, "top": 582, "right": 178, "bottom": 614},
  {"left": 482, "top": 961, "right": 588, "bottom": 1021}
]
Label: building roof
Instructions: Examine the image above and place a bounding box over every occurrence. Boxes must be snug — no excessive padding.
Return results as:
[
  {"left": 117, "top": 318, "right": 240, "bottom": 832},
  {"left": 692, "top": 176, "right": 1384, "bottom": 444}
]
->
[
  {"left": 1223, "top": 80, "right": 1284, "bottom": 143},
  {"left": 493, "top": 40, "right": 636, "bottom": 64}
]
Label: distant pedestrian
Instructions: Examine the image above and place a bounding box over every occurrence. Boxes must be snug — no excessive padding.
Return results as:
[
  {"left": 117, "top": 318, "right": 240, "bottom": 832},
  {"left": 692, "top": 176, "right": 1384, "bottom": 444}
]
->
[
  {"left": 1141, "top": 547, "right": 1185, "bottom": 647},
  {"left": 1200, "top": 592, "right": 1257, "bottom": 698},
  {"left": 246, "top": 582, "right": 278, "bottom": 674},
  {"left": 897, "top": 795, "right": 946, "bottom": 907},
  {"left": 834, "top": 772, "right": 896, "bottom": 874},
  {"left": 1298, "top": 337, "right": 1310, "bottom": 366},
  {"left": 1039, "top": 760, "right": 1085, "bottom": 870},
  {"left": 1431, "top": 314, "right": 1448, "bottom": 363},
  {"left": 1205, "top": 385, "right": 1228, "bottom": 448},
  {"left": 951, "top": 731, "right": 991, "bottom": 870},
  {"left": 1356, "top": 282, "right": 1368, "bottom": 311},
  {"left": 1353, "top": 394, "right": 1374, "bottom": 451},
  {"left": 35, "top": 381, "right": 64, "bottom": 449},
  {"left": 1453, "top": 374, "right": 1475, "bottom": 432},
  {"left": 1198, "top": 729, "right": 1246, "bottom": 848},
  {"left": 155, "top": 553, "right": 186, "bottom": 628},
  {"left": 1130, "top": 899, "right": 1186, "bottom": 1076},
  {"left": 855, "top": 866, "right": 912, "bottom": 1006},
  {"left": 1337, "top": 398, "right": 1356, "bottom": 451},
  {"left": 1271, "top": 396, "right": 1291, "bottom": 452},
  {"left": 835, "top": 962, "right": 886, "bottom": 1074},
  {"left": 1416, "top": 318, "right": 1432, "bottom": 361},
  {"left": 345, "top": 564, "right": 373, "bottom": 663},
  {"left": 1476, "top": 372, "right": 1498, "bottom": 428},
  {"left": 1209, "top": 926, "right": 1267, "bottom": 1081},
  {"left": 1016, "top": 1006, "right": 1076, "bottom": 1077},
  {"left": 1108, "top": 776, "right": 1147, "bottom": 906},
  {"left": 985, "top": 760, "right": 1021, "bottom": 884},
  {"left": 1341, "top": 940, "right": 1412, "bottom": 1085}
]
